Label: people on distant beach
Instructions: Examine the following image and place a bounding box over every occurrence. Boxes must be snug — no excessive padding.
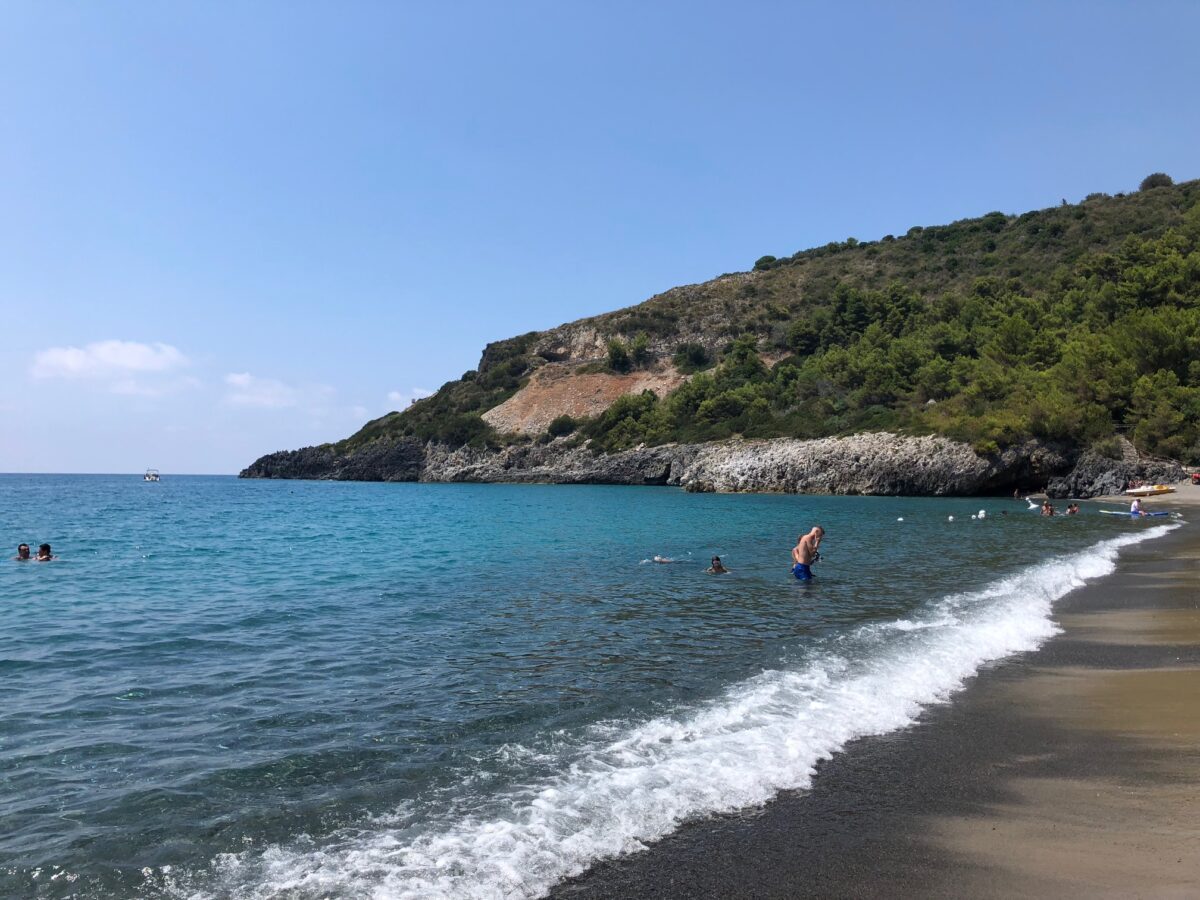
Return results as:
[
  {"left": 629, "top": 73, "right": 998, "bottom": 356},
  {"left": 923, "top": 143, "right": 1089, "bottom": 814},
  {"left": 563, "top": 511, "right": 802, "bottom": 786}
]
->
[
  {"left": 14, "top": 543, "right": 31, "bottom": 561},
  {"left": 1066, "top": 503, "right": 1079, "bottom": 515},
  {"left": 791, "top": 526, "right": 823, "bottom": 580},
  {"left": 35, "top": 543, "right": 55, "bottom": 561},
  {"left": 1041, "top": 500, "right": 1055, "bottom": 517},
  {"left": 706, "top": 556, "right": 729, "bottom": 575}
]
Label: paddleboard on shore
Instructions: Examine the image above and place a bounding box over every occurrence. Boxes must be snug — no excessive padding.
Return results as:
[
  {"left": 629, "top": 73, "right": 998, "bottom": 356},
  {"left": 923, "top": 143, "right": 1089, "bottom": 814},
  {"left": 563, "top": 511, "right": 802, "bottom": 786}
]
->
[{"left": 1098, "top": 510, "right": 1171, "bottom": 517}]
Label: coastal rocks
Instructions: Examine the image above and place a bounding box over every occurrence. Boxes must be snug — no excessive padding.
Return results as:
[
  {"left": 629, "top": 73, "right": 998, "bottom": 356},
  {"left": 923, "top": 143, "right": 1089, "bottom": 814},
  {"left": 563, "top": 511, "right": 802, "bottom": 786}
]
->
[
  {"left": 1046, "top": 449, "right": 1186, "bottom": 498},
  {"left": 672, "top": 434, "right": 1037, "bottom": 496},
  {"left": 420, "top": 441, "right": 697, "bottom": 486},
  {"left": 241, "top": 431, "right": 1182, "bottom": 499}
]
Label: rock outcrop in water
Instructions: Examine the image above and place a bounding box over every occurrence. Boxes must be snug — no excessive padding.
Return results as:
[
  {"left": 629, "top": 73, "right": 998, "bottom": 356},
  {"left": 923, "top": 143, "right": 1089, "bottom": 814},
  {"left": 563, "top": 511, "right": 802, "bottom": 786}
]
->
[
  {"left": 1045, "top": 449, "right": 1186, "bottom": 499},
  {"left": 242, "top": 431, "right": 1152, "bottom": 496}
]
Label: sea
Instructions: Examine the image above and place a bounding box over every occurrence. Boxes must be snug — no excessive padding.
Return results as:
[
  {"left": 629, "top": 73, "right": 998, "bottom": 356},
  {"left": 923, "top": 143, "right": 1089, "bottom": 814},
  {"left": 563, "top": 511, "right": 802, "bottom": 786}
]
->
[{"left": 0, "top": 474, "right": 1177, "bottom": 899}]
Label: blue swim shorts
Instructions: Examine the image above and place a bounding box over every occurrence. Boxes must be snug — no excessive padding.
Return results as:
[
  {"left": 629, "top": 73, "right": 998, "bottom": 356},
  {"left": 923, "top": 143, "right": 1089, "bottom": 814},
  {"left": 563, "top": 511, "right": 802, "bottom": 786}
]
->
[{"left": 792, "top": 563, "right": 813, "bottom": 580}]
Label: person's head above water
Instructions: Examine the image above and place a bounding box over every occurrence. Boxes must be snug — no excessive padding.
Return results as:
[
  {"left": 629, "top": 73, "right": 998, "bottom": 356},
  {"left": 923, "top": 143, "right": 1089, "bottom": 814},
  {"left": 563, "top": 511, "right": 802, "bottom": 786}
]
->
[
  {"left": 707, "top": 555, "right": 729, "bottom": 574},
  {"left": 36, "top": 543, "right": 52, "bottom": 561},
  {"left": 15, "top": 543, "right": 30, "bottom": 560}
]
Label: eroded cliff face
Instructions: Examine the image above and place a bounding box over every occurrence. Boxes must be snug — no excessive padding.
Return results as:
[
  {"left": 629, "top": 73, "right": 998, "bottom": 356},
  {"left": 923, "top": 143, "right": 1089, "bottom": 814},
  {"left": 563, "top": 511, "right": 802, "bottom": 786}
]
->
[
  {"left": 240, "top": 431, "right": 1189, "bottom": 498},
  {"left": 480, "top": 363, "right": 687, "bottom": 435},
  {"left": 241, "top": 431, "right": 1172, "bottom": 497}
]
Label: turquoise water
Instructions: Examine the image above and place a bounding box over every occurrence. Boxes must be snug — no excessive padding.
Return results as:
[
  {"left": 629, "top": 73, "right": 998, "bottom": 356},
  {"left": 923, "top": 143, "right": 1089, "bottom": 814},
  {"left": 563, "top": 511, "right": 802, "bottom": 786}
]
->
[{"left": 0, "top": 475, "right": 1174, "bottom": 898}]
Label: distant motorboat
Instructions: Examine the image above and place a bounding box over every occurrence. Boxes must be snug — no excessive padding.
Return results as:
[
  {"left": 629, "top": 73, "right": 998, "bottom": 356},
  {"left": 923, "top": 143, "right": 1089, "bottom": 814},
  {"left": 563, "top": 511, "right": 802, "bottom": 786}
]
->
[
  {"left": 1123, "top": 483, "right": 1174, "bottom": 497},
  {"left": 144, "top": 469, "right": 161, "bottom": 482}
]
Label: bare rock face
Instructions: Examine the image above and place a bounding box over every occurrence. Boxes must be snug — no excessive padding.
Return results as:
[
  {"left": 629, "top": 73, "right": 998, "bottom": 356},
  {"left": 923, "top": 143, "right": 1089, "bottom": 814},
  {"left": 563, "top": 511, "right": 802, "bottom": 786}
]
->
[
  {"left": 247, "top": 431, "right": 1185, "bottom": 498},
  {"left": 481, "top": 363, "right": 688, "bottom": 435},
  {"left": 673, "top": 434, "right": 994, "bottom": 495},
  {"left": 420, "top": 441, "right": 697, "bottom": 486},
  {"left": 532, "top": 326, "right": 608, "bottom": 363},
  {"left": 1046, "top": 450, "right": 1186, "bottom": 498}
]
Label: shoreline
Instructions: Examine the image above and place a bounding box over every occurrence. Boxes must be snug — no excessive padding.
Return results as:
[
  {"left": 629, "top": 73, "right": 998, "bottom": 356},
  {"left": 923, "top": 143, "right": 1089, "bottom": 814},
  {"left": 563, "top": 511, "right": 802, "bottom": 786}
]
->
[{"left": 553, "top": 508, "right": 1199, "bottom": 897}]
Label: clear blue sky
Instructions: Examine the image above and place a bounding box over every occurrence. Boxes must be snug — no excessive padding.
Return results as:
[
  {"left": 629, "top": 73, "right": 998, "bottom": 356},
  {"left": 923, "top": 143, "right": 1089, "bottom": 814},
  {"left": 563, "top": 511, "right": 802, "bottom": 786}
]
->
[{"left": 3, "top": 1, "right": 1197, "bottom": 473}]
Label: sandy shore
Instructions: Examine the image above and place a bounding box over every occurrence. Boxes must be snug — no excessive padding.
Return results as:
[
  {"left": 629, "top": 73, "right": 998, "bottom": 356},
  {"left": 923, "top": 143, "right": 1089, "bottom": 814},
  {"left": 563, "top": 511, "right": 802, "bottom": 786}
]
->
[
  {"left": 555, "top": 515, "right": 1199, "bottom": 898},
  {"left": 1090, "top": 478, "right": 1200, "bottom": 511}
]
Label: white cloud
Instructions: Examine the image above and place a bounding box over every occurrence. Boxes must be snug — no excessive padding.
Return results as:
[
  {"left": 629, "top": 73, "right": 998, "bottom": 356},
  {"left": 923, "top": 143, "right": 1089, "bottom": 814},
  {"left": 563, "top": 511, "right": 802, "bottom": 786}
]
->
[
  {"left": 387, "top": 387, "right": 433, "bottom": 408},
  {"left": 32, "top": 340, "right": 188, "bottom": 380},
  {"left": 30, "top": 340, "right": 193, "bottom": 396},
  {"left": 111, "top": 376, "right": 202, "bottom": 397},
  {"left": 224, "top": 372, "right": 335, "bottom": 410},
  {"left": 224, "top": 372, "right": 298, "bottom": 408}
]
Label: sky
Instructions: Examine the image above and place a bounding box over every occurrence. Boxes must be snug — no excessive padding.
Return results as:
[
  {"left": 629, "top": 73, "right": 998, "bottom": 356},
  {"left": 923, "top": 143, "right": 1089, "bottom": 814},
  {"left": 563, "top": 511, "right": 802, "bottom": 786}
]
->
[{"left": 2, "top": 1, "right": 1198, "bottom": 474}]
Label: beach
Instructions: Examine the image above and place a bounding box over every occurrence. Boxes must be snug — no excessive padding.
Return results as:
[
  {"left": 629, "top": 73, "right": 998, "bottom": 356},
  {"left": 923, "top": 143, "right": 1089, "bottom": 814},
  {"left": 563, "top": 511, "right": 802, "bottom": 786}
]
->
[{"left": 556, "top": 490, "right": 1200, "bottom": 898}]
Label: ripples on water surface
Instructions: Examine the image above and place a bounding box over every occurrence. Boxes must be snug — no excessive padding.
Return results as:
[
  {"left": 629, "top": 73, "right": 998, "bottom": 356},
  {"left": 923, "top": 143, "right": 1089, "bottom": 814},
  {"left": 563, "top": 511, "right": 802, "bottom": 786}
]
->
[{"left": 0, "top": 475, "right": 1173, "bottom": 897}]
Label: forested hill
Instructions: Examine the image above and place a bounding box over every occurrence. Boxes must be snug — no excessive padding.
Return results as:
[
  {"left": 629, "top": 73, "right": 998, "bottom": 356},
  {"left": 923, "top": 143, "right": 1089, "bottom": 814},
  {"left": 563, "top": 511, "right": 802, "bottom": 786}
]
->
[{"left": 279, "top": 175, "right": 1200, "bottom": 468}]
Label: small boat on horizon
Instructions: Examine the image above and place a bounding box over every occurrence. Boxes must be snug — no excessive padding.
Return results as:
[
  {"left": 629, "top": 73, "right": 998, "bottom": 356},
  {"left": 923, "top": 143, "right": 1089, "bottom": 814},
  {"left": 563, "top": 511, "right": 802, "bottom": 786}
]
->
[
  {"left": 144, "top": 469, "right": 161, "bottom": 482},
  {"left": 1123, "top": 483, "right": 1174, "bottom": 497}
]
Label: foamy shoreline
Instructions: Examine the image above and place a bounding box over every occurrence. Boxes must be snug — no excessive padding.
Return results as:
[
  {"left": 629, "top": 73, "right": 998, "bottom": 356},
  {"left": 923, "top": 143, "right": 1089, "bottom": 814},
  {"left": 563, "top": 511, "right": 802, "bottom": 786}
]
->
[{"left": 556, "top": 519, "right": 1199, "bottom": 897}]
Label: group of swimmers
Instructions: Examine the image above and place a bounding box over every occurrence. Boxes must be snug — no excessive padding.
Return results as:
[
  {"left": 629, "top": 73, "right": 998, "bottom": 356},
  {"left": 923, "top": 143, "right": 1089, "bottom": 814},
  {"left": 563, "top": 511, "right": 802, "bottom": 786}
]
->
[
  {"left": 1040, "top": 501, "right": 1080, "bottom": 517},
  {"left": 13, "top": 543, "right": 55, "bottom": 561},
  {"left": 653, "top": 524, "right": 825, "bottom": 581}
]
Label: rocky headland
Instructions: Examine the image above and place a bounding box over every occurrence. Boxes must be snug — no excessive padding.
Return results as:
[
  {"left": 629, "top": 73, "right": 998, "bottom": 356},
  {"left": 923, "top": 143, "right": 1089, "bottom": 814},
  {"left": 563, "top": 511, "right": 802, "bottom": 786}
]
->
[
  {"left": 240, "top": 433, "right": 1185, "bottom": 498},
  {"left": 241, "top": 182, "right": 1199, "bottom": 497}
]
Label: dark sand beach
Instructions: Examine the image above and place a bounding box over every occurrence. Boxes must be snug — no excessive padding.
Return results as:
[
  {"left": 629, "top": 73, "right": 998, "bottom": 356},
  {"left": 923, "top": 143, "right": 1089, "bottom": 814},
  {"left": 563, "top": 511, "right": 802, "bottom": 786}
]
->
[{"left": 556, "top": 496, "right": 1200, "bottom": 899}]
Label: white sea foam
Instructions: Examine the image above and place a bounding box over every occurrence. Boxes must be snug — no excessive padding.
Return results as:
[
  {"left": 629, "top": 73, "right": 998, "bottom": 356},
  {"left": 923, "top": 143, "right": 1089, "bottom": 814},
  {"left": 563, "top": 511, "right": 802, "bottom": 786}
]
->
[{"left": 189, "top": 525, "right": 1174, "bottom": 900}]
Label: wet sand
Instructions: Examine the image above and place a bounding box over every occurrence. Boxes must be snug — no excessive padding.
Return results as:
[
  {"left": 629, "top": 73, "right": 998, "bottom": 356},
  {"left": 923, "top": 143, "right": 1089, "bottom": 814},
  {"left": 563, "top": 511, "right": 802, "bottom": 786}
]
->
[{"left": 555, "top": 515, "right": 1199, "bottom": 898}]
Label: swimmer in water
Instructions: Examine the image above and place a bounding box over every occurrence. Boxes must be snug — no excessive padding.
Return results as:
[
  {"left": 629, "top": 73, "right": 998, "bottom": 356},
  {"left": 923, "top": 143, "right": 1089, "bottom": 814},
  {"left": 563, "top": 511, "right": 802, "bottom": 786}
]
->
[
  {"left": 791, "top": 526, "right": 823, "bottom": 580},
  {"left": 652, "top": 555, "right": 674, "bottom": 564},
  {"left": 706, "top": 555, "right": 729, "bottom": 575},
  {"left": 14, "top": 543, "right": 31, "bottom": 561},
  {"left": 36, "top": 543, "right": 55, "bottom": 561}
]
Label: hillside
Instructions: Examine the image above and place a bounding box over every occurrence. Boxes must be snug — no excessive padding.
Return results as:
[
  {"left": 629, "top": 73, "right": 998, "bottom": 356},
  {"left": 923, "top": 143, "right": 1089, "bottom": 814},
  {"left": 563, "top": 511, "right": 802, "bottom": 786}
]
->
[{"left": 244, "top": 175, "right": 1200, "bottom": 485}]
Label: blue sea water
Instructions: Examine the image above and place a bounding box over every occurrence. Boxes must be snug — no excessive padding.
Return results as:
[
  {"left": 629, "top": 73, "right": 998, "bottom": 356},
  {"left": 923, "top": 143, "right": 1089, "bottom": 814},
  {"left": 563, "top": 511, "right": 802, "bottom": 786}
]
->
[{"left": 0, "top": 474, "right": 1176, "bottom": 898}]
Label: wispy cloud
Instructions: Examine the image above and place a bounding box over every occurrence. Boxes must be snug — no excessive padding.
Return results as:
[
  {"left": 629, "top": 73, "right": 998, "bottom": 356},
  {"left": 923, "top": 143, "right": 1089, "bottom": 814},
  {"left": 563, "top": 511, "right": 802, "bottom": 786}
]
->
[
  {"left": 387, "top": 387, "right": 433, "bottom": 409},
  {"left": 224, "top": 372, "right": 335, "bottom": 410},
  {"left": 32, "top": 340, "right": 188, "bottom": 379},
  {"left": 30, "top": 340, "right": 194, "bottom": 395},
  {"left": 110, "top": 376, "right": 202, "bottom": 397}
]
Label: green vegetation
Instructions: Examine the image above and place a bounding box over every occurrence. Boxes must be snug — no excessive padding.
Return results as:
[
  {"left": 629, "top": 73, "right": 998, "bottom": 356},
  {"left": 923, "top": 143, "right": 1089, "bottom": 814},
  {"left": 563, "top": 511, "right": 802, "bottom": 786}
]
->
[
  {"left": 1140, "top": 172, "right": 1173, "bottom": 191},
  {"left": 672, "top": 342, "right": 713, "bottom": 373},
  {"left": 331, "top": 177, "right": 1200, "bottom": 463},
  {"left": 607, "top": 337, "right": 631, "bottom": 373},
  {"left": 547, "top": 414, "right": 577, "bottom": 436}
]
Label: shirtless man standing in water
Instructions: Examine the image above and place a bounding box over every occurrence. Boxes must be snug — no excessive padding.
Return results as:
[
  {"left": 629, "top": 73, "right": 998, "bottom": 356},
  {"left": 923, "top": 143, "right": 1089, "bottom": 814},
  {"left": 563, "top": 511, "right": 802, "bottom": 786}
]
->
[{"left": 791, "top": 526, "right": 824, "bottom": 580}]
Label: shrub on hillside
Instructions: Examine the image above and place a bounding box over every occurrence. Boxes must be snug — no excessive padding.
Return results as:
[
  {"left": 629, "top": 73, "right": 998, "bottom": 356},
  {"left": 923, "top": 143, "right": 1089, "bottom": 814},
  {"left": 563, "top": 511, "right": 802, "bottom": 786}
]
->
[
  {"left": 630, "top": 331, "right": 652, "bottom": 367},
  {"left": 673, "top": 342, "right": 712, "bottom": 373},
  {"left": 1139, "top": 173, "right": 1173, "bottom": 191},
  {"left": 607, "top": 338, "right": 631, "bottom": 373},
  {"left": 547, "top": 414, "right": 577, "bottom": 437}
]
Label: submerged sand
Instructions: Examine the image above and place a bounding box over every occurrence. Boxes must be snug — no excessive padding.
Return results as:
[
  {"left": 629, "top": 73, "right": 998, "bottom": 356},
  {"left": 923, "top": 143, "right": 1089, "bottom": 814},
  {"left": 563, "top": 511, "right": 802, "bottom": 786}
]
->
[{"left": 557, "top": 514, "right": 1200, "bottom": 898}]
